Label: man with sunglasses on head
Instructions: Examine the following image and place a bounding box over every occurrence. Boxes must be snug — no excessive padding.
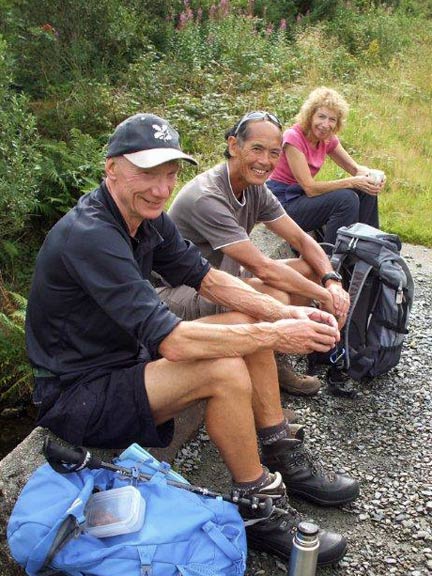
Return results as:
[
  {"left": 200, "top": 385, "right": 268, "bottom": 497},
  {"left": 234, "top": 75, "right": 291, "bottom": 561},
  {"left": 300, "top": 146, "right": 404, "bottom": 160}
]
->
[
  {"left": 27, "top": 113, "right": 357, "bottom": 568},
  {"left": 158, "top": 111, "right": 350, "bottom": 397}
]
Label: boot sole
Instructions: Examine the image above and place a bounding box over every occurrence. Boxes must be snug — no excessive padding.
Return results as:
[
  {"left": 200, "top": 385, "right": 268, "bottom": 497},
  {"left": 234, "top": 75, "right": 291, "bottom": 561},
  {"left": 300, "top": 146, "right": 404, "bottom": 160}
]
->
[
  {"left": 279, "top": 385, "right": 321, "bottom": 396},
  {"left": 287, "top": 485, "right": 360, "bottom": 506},
  {"left": 247, "top": 532, "right": 348, "bottom": 567}
]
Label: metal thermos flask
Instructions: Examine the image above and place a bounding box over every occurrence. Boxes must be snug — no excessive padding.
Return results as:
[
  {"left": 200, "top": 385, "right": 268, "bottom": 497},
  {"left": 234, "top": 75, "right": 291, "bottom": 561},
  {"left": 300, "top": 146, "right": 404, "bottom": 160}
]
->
[{"left": 288, "top": 521, "right": 319, "bottom": 576}]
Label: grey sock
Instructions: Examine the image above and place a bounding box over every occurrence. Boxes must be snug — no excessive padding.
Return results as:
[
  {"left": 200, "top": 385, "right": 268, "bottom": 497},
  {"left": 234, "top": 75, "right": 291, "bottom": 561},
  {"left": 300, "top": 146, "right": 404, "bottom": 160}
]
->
[
  {"left": 258, "top": 417, "right": 290, "bottom": 446},
  {"left": 232, "top": 468, "right": 271, "bottom": 496}
]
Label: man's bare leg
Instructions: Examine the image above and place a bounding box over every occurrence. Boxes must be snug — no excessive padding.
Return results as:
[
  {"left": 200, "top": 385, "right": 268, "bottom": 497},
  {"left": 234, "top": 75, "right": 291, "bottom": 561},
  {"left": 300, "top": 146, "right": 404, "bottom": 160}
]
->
[
  {"left": 145, "top": 350, "right": 262, "bottom": 483},
  {"left": 243, "top": 275, "right": 321, "bottom": 397},
  {"left": 190, "top": 312, "right": 286, "bottom": 430},
  {"left": 243, "top": 348, "right": 285, "bottom": 428}
]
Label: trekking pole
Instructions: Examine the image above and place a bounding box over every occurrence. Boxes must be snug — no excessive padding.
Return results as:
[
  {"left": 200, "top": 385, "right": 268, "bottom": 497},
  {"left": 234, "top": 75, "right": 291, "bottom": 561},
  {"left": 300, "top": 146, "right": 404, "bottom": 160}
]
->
[{"left": 43, "top": 438, "right": 284, "bottom": 516}]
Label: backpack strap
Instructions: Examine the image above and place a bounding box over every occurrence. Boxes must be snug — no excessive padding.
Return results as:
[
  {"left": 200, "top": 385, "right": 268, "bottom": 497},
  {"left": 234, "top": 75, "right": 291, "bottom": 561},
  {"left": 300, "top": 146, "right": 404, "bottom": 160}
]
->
[
  {"left": 329, "top": 249, "right": 345, "bottom": 273},
  {"left": 344, "top": 259, "right": 374, "bottom": 370},
  {"left": 26, "top": 474, "right": 94, "bottom": 576},
  {"left": 37, "top": 515, "right": 80, "bottom": 576},
  {"left": 202, "top": 521, "right": 244, "bottom": 563}
]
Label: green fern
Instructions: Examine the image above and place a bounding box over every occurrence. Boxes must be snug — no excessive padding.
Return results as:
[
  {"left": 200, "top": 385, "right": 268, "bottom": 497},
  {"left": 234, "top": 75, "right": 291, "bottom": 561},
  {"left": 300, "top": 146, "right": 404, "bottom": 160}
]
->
[{"left": 0, "top": 282, "right": 32, "bottom": 405}]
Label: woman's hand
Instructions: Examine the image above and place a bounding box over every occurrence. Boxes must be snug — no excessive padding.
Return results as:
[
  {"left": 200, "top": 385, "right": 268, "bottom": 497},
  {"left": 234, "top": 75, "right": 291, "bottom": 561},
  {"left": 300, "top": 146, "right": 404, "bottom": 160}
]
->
[{"left": 351, "top": 175, "right": 383, "bottom": 196}]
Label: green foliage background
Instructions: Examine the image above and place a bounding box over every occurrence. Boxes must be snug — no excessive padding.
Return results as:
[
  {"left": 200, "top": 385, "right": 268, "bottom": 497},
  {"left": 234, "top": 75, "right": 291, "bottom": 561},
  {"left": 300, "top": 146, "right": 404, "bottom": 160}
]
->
[{"left": 0, "top": 0, "right": 431, "bottom": 404}]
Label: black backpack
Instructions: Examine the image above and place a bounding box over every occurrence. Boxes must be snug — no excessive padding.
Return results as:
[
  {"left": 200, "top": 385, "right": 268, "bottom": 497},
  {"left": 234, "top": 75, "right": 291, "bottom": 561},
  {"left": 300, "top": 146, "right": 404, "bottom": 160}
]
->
[{"left": 330, "top": 223, "right": 414, "bottom": 381}]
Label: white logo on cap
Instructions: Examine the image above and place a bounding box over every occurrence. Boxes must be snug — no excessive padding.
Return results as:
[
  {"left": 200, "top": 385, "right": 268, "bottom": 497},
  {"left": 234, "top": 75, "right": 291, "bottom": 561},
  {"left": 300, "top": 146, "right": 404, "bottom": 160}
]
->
[{"left": 152, "top": 124, "right": 172, "bottom": 142}]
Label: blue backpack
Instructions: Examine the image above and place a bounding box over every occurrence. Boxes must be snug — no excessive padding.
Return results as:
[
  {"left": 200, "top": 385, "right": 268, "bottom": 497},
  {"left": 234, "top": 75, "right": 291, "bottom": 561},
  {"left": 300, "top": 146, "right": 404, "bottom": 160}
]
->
[{"left": 7, "top": 443, "right": 247, "bottom": 576}]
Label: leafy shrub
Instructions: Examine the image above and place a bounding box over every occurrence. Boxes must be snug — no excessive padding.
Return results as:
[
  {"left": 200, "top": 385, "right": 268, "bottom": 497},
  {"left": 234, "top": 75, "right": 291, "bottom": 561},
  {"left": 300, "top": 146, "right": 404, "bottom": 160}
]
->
[
  {"left": 1, "top": 0, "right": 176, "bottom": 97},
  {"left": 293, "top": 25, "right": 357, "bottom": 83},
  {"left": 0, "top": 36, "right": 41, "bottom": 255},
  {"left": 35, "top": 129, "right": 104, "bottom": 227},
  {"left": 252, "top": 0, "right": 340, "bottom": 26},
  {"left": 32, "top": 80, "right": 132, "bottom": 140},
  {"left": 324, "top": 4, "right": 410, "bottom": 64}
]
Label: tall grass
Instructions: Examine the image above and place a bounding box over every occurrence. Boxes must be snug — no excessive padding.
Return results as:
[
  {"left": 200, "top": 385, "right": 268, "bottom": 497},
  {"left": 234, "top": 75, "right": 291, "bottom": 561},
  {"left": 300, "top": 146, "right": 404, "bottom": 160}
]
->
[{"left": 318, "top": 20, "right": 432, "bottom": 245}]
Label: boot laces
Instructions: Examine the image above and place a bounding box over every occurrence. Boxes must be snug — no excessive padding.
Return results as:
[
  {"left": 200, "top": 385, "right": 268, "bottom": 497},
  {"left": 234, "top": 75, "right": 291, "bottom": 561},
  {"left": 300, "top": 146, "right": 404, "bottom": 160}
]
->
[
  {"left": 272, "top": 493, "right": 303, "bottom": 531},
  {"left": 293, "top": 445, "right": 336, "bottom": 481},
  {"left": 243, "top": 492, "right": 302, "bottom": 531}
]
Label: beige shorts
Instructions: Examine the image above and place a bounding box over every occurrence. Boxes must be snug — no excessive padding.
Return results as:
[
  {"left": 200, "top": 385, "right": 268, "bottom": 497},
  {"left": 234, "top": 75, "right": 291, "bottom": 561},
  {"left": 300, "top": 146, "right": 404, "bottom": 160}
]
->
[{"left": 156, "top": 285, "right": 228, "bottom": 320}]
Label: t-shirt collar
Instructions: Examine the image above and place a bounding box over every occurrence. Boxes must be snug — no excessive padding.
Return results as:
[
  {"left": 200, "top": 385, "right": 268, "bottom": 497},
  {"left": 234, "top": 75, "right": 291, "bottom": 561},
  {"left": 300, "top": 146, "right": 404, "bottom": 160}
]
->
[{"left": 225, "top": 163, "right": 246, "bottom": 207}]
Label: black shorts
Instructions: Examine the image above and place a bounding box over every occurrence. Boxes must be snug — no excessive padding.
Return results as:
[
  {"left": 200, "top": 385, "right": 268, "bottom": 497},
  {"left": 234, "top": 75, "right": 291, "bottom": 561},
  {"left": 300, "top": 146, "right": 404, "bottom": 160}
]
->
[{"left": 34, "top": 363, "right": 174, "bottom": 449}]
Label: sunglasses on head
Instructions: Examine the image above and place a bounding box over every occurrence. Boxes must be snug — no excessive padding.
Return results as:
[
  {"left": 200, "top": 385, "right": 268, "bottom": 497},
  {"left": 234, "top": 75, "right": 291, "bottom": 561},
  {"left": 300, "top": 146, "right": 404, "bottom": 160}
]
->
[{"left": 234, "top": 111, "right": 282, "bottom": 136}]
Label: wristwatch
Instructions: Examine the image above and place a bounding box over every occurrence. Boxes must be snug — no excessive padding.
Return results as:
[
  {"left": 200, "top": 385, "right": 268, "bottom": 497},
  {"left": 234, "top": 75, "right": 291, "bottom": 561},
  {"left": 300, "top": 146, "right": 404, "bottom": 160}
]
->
[{"left": 321, "top": 271, "right": 342, "bottom": 286}]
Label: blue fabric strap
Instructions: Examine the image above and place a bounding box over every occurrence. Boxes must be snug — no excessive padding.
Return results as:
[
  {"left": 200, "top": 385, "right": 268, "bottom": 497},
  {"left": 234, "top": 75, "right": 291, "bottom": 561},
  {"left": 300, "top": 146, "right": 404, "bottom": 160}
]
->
[
  {"left": 138, "top": 545, "right": 157, "bottom": 576},
  {"left": 202, "top": 521, "right": 243, "bottom": 562}
]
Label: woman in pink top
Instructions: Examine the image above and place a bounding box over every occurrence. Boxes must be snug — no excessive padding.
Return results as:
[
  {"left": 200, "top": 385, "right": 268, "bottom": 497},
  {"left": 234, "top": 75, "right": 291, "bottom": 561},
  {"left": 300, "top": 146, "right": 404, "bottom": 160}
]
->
[{"left": 267, "top": 87, "right": 384, "bottom": 245}]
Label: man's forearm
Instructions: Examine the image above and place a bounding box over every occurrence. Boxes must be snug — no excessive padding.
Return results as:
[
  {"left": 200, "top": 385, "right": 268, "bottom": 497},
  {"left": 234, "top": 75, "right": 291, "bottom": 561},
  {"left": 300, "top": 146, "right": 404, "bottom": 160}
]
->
[
  {"left": 296, "top": 234, "right": 334, "bottom": 279},
  {"left": 159, "top": 320, "right": 277, "bottom": 361},
  {"left": 198, "top": 268, "right": 293, "bottom": 322},
  {"left": 158, "top": 314, "right": 339, "bottom": 362}
]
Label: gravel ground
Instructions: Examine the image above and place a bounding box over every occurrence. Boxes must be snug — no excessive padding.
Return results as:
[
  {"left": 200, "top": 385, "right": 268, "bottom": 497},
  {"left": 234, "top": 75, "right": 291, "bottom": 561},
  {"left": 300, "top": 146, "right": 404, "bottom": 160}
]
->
[{"left": 172, "top": 244, "right": 432, "bottom": 576}]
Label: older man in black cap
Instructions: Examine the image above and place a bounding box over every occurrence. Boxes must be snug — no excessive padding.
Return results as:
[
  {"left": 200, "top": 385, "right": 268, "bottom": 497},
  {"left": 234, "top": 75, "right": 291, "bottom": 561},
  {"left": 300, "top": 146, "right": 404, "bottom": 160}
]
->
[{"left": 26, "top": 113, "right": 358, "bottom": 567}]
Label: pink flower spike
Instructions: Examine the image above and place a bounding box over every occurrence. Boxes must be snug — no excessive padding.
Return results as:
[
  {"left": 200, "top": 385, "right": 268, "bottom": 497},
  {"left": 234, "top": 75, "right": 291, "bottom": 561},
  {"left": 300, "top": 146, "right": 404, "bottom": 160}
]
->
[{"left": 177, "top": 11, "right": 187, "bottom": 29}]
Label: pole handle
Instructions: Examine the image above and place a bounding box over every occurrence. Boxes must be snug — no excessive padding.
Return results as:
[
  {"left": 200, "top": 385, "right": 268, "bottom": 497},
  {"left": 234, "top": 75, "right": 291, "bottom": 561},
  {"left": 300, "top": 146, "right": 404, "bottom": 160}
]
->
[{"left": 43, "top": 438, "right": 102, "bottom": 474}]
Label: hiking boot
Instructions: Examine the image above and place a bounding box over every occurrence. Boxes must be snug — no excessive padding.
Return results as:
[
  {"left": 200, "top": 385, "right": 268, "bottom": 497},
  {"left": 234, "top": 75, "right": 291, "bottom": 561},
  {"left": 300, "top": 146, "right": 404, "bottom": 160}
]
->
[
  {"left": 327, "top": 366, "right": 358, "bottom": 398},
  {"left": 282, "top": 407, "right": 299, "bottom": 424},
  {"left": 237, "top": 471, "right": 347, "bottom": 566},
  {"left": 306, "top": 351, "right": 333, "bottom": 376},
  {"left": 261, "top": 438, "right": 360, "bottom": 506},
  {"left": 277, "top": 363, "right": 321, "bottom": 396}
]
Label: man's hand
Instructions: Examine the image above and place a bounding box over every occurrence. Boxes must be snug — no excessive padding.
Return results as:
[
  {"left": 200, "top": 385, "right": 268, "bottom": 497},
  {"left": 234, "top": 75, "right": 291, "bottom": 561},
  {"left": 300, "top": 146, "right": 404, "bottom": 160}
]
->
[
  {"left": 326, "top": 282, "right": 350, "bottom": 327},
  {"left": 273, "top": 317, "right": 340, "bottom": 355},
  {"left": 284, "top": 305, "right": 339, "bottom": 329}
]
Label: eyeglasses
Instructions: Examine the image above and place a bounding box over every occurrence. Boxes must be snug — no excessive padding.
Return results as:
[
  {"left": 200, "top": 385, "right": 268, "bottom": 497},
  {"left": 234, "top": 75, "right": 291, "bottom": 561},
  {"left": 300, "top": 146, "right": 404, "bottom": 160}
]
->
[{"left": 234, "top": 111, "right": 282, "bottom": 136}]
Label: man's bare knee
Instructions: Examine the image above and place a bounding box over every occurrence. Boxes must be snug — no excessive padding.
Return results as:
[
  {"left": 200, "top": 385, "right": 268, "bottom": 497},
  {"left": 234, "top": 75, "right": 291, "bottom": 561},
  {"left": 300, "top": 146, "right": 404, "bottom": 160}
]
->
[
  {"left": 207, "top": 357, "right": 253, "bottom": 398},
  {"left": 145, "top": 355, "right": 252, "bottom": 424},
  {"left": 284, "top": 257, "right": 319, "bottom": 283}
]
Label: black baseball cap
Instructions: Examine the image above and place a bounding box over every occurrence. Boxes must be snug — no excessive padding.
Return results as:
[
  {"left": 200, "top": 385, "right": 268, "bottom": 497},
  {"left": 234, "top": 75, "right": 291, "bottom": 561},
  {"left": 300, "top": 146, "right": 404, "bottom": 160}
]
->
[{"left": 106, "top": 113, "right": 197, "bottom": 168}]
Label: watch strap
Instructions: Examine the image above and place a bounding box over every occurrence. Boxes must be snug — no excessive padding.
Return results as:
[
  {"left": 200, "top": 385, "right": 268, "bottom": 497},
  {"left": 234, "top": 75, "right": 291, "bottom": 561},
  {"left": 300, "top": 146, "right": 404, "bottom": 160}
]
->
[{"left": 321, "top": 272, "right": 342, "bottom": 286}]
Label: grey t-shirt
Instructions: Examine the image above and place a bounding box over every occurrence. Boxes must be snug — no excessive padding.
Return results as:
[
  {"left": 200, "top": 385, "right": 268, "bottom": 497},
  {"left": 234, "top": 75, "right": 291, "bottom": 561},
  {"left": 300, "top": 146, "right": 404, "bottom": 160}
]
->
[{"left": 169, "top": 163, "right": 285, "bottom": 276}]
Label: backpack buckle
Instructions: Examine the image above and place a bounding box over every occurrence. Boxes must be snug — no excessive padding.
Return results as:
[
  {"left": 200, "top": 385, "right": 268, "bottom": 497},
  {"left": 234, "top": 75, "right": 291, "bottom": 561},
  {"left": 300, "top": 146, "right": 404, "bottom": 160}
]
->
[{"left": 330, "top": 347, "right": 345, "bottom": 366}]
